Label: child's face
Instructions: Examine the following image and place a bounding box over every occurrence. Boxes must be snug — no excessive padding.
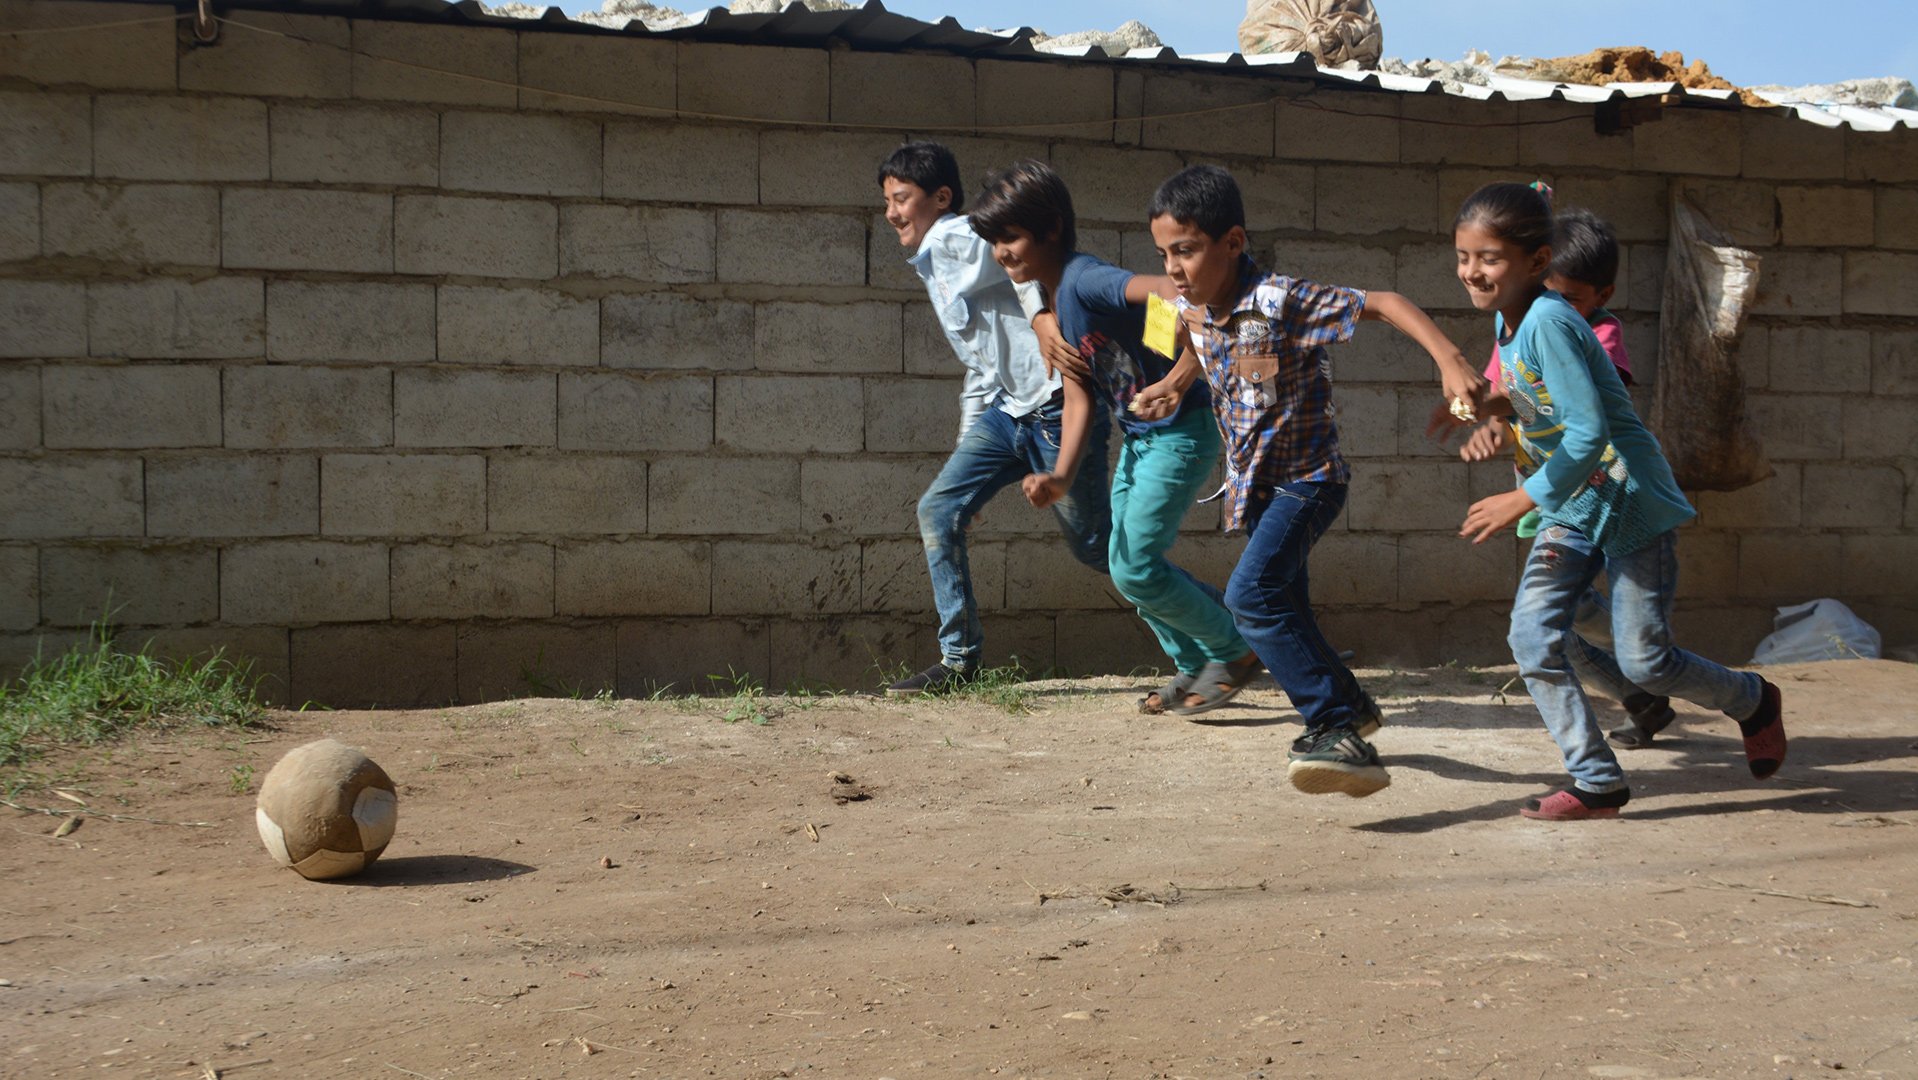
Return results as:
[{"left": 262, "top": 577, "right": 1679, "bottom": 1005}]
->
[
  {"left": 1149, "top": 213, "right": 1244, "bottom": 310},
  {"left": 989, "top": 225, "right": 1061, "bottom": 285},
  {"left": 881, "top": 176, "right": 950, "bottom": 250},
  {"left": 1455, "top": 223, "right": 1552, "bottom": 315},
  {"left": 1544, "top": 274, "right": 1614, "bottom": 320}
]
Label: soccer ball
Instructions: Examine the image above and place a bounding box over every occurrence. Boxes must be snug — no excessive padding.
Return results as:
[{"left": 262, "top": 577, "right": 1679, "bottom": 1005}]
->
[{"left": 255, "top": 738, "right": 398, "bottom": 880}]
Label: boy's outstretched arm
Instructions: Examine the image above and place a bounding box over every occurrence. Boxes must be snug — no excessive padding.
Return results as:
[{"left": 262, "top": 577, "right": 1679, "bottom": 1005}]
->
[
  {"left": 1361, "top": 291, "right": 1486, "bottom": 411},
  {"left": 1021, "top": 375, "right": 1093, "bottom": 509},
  {"left": 1123, "top": 275, "right": 1180, "bottom": 303}
]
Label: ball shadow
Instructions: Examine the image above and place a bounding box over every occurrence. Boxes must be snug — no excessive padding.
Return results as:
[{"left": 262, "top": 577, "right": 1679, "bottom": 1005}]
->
[{"left": 340, "top": 854, "right": 538, "bottom": 887}]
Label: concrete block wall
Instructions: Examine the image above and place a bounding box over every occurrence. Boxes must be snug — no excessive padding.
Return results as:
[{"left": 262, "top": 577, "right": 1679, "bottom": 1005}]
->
[{"left": 1, "top": 1, "right": 1914, "bottom": 704}]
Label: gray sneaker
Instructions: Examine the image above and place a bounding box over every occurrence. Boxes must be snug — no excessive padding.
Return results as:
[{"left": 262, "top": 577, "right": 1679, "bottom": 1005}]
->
[
  {"left": 885, "top": 661, "right": 973, "bottom": 697},
  {"left": 1287, "top": 725, "right": 1390, "bottom": 798}
]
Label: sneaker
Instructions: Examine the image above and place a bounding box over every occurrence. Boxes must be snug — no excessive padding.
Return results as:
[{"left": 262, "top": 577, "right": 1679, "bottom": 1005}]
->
[
  {"left": 1607, "top": 693, "right": 1675, "bottom": 749},
  {"left": 1739, "top": 679, "right": 1786, "bottom": 779},
  {"left": 885, "top": 661, "right": 973, "bottom": 697},
  {"left": 1287, "top": 725, "right": 1390, "bottom": 798}
]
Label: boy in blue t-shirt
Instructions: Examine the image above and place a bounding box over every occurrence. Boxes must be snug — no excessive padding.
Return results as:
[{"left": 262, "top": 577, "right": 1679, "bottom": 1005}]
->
[{"left": 970, "top": 160, "right": 1260, "bottom": 717}]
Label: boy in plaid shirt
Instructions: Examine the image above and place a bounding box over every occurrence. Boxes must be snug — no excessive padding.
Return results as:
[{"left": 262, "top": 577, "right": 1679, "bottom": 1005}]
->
[{"left": 1133, "top": 166, "right": 1485, "bottom": 797}]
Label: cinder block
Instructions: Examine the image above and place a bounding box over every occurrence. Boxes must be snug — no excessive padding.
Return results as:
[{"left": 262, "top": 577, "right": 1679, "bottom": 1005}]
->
[
  {"left": 290, "top": 624, "right": 455, "bottom": 708},
  {"left": 1331, "top": 384, "right": 1398, "bottom": 458},
  {"left": 1268, "top": 238, "right": 1395, "bottom": 288},
  {"left": 42, "top": 364, "right": 219, "bottom": 449},
  {"left": 395, "top": 369, "right": 556, "bottom": 448},
  {"left": 650, "top": 457, "right": 799, "bottom": 535},
  {"left": 679, "top": 42, "right": 827, "bottom": 124},
  {"left": 0, "top": 367, "right": 39, "bottom": 450},
  {"left": 1872, "top": 331, "right": 1918, "bottom": 395},
  {"left": 975, "top": 613, "right": 1056, "bottom": 671},
  {"left": 392, "top": 540, "right": 552, "bottom": 619},
  {"left": 1766, "top": 327, "right": 1870, "bottom": 394},
  {"left": 0, "top": 457, "right": 141, "bottom": 539},
  {"left": 1274, "top": 89, "right": 1398, "bottom": 165},
  {"left": 181, "top": 12, "right": 350, "bottom": 98},
  {"left": 1, "top": 281, "right": 86, "bottom": 358},
  {"left": 755, "top": 301, "right": 902, "bottom": 373},
  {"left": 903, "top": 303, "right": 950, "bottom": 376},
  {"left": 861, "top": 536, "right": 997, "bottom": 613},
  {"left": 1878, "top": 188, "right": 1918, "bottom": 250},
  {"left": 441, "top": 110, "right": 601, "bottom": 198},
  {"left": 1696, "top": 463, "right": 1802, "bottom": 528},
  {"left": 454, "top": 621, "right": 616, "bottom": 702},
  {"left": 1048, "top": 144, "right": 1184, "bottom": 224},
  {"left": 615, "top": 616, "right": 771, "bottom": 696},
  {"left": 488, "top": 455, "right": 646, "bottom": 535},
  {"left": 1841, "top": 535, "right": 1918, "bottom": 603},
  {"left": 558, "top": 205, "right": 714, "bottom": 283},
  {"left": 395, "top": 195, "right": 558, "bottom": 280},
  {"left": 1736, "top": 532, "right": 1841, "bottom": 601},
  {"left": 1517, "top": 99, "right": 1620, "bottom": 169},
  {"left": 1393, "top": 240, "right": 1466, "bottom": 311},
  {"left": 1801, "top": 463, "right": 1905, "bottom": 527},
  {"left": 1844, "top": 251, "right": 1918, "bottom": 316},
  {"left": 1776, "top": 185, "right": 1872, "bottom": 247},
  {"left": 1633, "top": 107, "right": 1741, "bottom": 176},
  {"left": 865, "top": 377, "right": 961, "bottom": 453},
  {"left": 556, "top": 371, "right": 711, "bottom": 451},
  {"left": 1052, "top": 609, "right": 1168, "bottom": 677},
  {"left": 975, "top": 60, "right": 1114, "bottom": 141},
  {"left": 716, "top": 210, "right": 864, "bottom": 286},
  {"left": 89, "top": 278, "right": 263, "bottom": 359},
  {"left": 269, "top": 103, "right": 439, "bottom": 186},
  {"left": 519, "top": 32, "right": 673, "bottom": 116},
  {"left": 1750, "top": 251, "right": 1842, "bottom": 316},
  {"left": 222, "top": 188, "right": 393, "bottom": 273},
  {"left": 1004, "top": 537, "right": 1124, "bottom": 611},
  {"left": 1231, "top": 162, "right": 1314, "bottom": 232},
  {"left": 0, "top": 182, "right": 36, "bottom": 262},
  {"left": 94, "top": 95, "right": 267, "bottom": 182},
  {"left": 1744, "top": 394, "right": 1843, "bottom": 459},
  {"left": 1327, "top": 317, "right": 1426, "bottom": 383},
  {"left": 321, "top": 453, "right": 485, "bottom": 537},
  {"left": 1397, "top": 533, "right": 1515, "bottom": 603},
  {"left": 352, "top": 21, "right": 517, "bottom": 107},
  {"left": 602, "top": 119, "right": 759, "bottom": 204},
  {"left": 1741, "top": 111, "right": 1845, "bottom": 180},
  {"left": 0, "top": 629, "right": 92, "bottom": 679},
  {"left": 1846, "top": 127, "right": 1918, "bottom": 183},
  {"left": 0, "top": 91, "right": 89, "bottom": 176},
  {"left": 932, "top": 135, "right": 1052, "bottom": 195},
  {"left": 831, "top": 51, "right": 970, "bottom": 128},
  {"left": 1400, "top": 94, "right": 1517, "bottom": 166},
  {"left": 1110, "top": 229, "right": 1153, "bottom": 274},
  {"left": 224, "top": 540, "right": 386, "bottom": 624},
  {"left": 224, "top": 366, "right": 393, "bottom": 449},
  {"left": 1140, "top": 72, "right": 1274, "bottom": 157},
  {"left": 147, "top": 455, "right": 317, "bottom": 537},
  {"left": 711, "top": 540, "right": 859, "bottom": 615},
  {"left": 129, "top": 626, "right": 293, "bottom": 705},
  {"left": 867, "top": 214, "right": 924, "bottom": 291},
  {"left": 438, "top": 285, "right": 597, "bottom": 366},
  {"left": 1306, "top": 530, "right": 1397, "bottom": 605},
  {"left": 0, "top": 0, "right": 173, "bottom": 90},
  {"left": 716, "top": 375, "right": 862, "bottom": 453},
  {"left": 39, "top": 544, "right": 217, "bottom": 626},
  {"left": 1734, "top": 320, "right": 1769, "bottom": 388},
  {"left": 1627, "top": 243, "right": 1666, "bottom": 312},
  {"left": 1553, "top": 173, "right": 1669, "bottom": 244},
  {"left": 1670, "top": 529, "right": 1738, "bottom": 602},
  {"left": 1842, "top": 397, "right": 1918, "bottom": 460},
  {"left": 759, "top": 130, "right": 904, "bottom": 209},
  {"left": 602, "top": 292, "right": 753, "bottom": 370},
  {"left": 767, "top": 615, "right": 927, "bottom": 690},
  {"left": 0, "top": 547, "right": 35, "bottom": 630},
  {"left": 1672, "top": 178, "right": 1777, "bottom": 247},
  {"left": 1345, "top": 460, "right": 1470, "bottom": 531},
  {"left": 555, "top": 539, "right": 709, "bottom": 616},
  {"left": 42, "top": 183, "right": 218, "bottom": 266},
  {"left": 803, "top": 458, "right": 943, "bottom": 538},
  {"left": 266, "top": 280, "right": 434, "bottom": 364},
  {"left": 1316, "top": 166, "right": 1436, "bottom": 235}
]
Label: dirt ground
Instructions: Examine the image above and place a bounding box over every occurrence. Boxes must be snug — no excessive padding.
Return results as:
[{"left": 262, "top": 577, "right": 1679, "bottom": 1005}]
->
[{"left": 4, "top": 660, "right": 1917, "bottom": 1080}]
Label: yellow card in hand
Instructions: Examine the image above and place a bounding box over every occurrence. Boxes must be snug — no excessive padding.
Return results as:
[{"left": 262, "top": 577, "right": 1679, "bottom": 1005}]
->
[{"left": 1142, "top": 293, "right": 1178, "bottom": 358}]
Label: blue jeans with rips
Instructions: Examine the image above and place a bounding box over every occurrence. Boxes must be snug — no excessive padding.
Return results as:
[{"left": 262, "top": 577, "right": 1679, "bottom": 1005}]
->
[
  {"left": 1509, "top": 525, "right": 1763, "bottom": 793},
  {"left": 1223, "top": 481, "right": 1367, "bottom": 733},
  {"left": 917, "top": 399, "right": 1111, "bottom": 671}
]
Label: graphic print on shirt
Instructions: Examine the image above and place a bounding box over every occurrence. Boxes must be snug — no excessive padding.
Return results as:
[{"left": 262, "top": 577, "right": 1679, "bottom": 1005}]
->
[
  {"left": 1505, "top": 349, "right": 1626, "bottom": 494},
  {"left": 1080, "top": 329, "right": 1145, "bottom": 414}
]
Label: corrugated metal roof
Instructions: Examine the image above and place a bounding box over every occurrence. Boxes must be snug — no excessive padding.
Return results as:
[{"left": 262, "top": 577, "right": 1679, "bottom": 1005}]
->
[{"left": 130, "top": 0, "right": 1918, "bottom": 130}]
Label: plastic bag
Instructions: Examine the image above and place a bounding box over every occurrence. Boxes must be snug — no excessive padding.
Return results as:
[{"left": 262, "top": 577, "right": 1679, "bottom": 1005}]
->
[{"left": 1750, "top": 599, "right": 1882, "bottom": 665}]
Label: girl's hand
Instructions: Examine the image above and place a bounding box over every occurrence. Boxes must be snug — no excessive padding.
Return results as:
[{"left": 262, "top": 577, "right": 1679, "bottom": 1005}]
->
[
  {"left": 1460, "top": 421, "right": 1506, "bottom": 463},
  {"left": 1022, "top": 472, "right": 1068, "bottom": 509},
  {"left": 1128, "top": 379, "right": 1181, "bottom": 422},
  {"left": 1459, "top": 489, "right": 1535, "bottom": 544},
  {"left": 1032, "top": 312, "right": 1088, "bottom": 384}
]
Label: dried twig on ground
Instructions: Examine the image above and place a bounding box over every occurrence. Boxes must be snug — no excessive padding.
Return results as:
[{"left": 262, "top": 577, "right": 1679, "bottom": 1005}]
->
[
  {"left": 1701, "top": 877, "right": 1875, "bottom": 909},
  {"left": 2, "top": 797, "right": 214, "bottom": 828}
]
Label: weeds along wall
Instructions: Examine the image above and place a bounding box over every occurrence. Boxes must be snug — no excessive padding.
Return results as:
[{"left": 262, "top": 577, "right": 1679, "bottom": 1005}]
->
[{"left": 2, "top": 1, "right": 1916, "bottom": 705}]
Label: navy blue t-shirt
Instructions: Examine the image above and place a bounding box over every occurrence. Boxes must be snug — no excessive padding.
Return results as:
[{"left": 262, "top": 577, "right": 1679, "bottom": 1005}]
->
[{"left": 1052, "top": 252, "right": 1209, "bottom": 437}]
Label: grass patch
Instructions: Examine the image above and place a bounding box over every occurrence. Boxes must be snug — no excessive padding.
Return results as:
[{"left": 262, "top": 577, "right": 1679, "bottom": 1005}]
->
[{"left": 0, "top": 623, "right": 266, "bottom": 774}]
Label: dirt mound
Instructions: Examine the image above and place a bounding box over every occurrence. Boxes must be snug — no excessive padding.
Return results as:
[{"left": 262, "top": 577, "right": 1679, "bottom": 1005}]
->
[{"left": 1530, "top": 46, "right": 1737, "bottom": 91}]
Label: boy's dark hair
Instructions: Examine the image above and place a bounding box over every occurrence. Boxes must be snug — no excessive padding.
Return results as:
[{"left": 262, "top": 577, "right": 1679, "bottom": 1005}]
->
[
  {"left": 1454, "top": 181, "right": 1553, "bottom": 253},
  {"left": 877, "top": 141, "right": 964, "bottom": 212},
  {"left": 1549, "top": 207, "right": 1619, "bottom": 289},
  {"left": 968, "top": 159, "right": 1076, "bottom": 253},
  {"left": 1148, "top": 164, "right": 1246, "bottom": 239}
]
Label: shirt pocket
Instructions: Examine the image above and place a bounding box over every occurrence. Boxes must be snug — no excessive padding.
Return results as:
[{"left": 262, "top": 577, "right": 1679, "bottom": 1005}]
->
[{"left": 935, "top": 292, "right": 972, "bottom": 336}]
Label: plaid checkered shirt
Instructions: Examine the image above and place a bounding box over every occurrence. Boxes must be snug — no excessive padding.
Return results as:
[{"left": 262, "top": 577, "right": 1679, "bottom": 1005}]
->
[{"left": 1177, "top": 257, "right": 1365, "bottom": 533}]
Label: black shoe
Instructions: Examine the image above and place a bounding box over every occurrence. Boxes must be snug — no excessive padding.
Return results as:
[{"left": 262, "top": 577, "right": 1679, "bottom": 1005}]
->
[
  {"left": 1287, "top": 724, "right": 1390, "bottom": 798},
  {"left": 885, "top": 661, "right": 973, "bottom": 697},
  {"left": 1607, "top": 692, "right": 1675, "bottom": 749}
]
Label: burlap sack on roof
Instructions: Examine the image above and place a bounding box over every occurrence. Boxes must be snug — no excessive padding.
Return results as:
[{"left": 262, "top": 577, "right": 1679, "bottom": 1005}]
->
[{"left": 1237, "top": 0, "right": 1382, "bottom": 68}]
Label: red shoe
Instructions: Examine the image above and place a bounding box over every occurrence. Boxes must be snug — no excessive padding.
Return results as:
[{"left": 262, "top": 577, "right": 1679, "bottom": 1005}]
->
[
  {"left": 1742, "top": 680, "right": 1787, "bottom": 780},
  {"left": 1519, "top": 789, "right": 1622, "bottom": 820}
]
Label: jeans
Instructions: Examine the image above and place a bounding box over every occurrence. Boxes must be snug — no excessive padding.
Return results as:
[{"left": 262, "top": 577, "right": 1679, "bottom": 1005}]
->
[
  {"left": 1108, "top": 408, "right": 1248, "bottom": 673},
  {"left": 1224, "top": 481, "right": 1366, "bottom": 731},
  {"left": 917, "top": 399, "right": 1111, "bottom": 670},
  {"left": 1509, "top": 525, "right": 1763, "bottom": 793}
]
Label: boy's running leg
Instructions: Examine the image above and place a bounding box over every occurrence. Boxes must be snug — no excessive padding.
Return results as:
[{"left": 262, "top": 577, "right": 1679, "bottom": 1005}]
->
[
  {"left": 1027, "top": 399, "right": 1112, "bottom": 576},
  {"left": 1568, "top": 589, "right": 1676, "bottom": 748}
]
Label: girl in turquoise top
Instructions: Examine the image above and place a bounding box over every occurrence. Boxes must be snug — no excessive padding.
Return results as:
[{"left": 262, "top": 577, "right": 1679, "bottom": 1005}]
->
[{"left": 1447, "top": 182, "right": 1787, "bottom": 821}]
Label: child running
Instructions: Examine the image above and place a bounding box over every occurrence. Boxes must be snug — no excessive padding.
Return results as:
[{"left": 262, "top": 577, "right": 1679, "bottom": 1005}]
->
[
  {"left": 1448, "top": 181, "right": 1786, "bottom": 820},
  {"left": 877, "top": 142, "right": 1111, "bottom": 696},
  {"left": 1136, "top": 164, "right": 1487, "bottom": 797},
  {"left": 968, "top": 159, "right": 1260, "bottom": 717}
]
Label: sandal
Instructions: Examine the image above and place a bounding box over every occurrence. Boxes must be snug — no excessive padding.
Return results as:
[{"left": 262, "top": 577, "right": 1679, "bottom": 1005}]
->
[
  {"left": 1169, "top": 655, "right": 1264, "bottom": 717},
  {"left": 1519, "top": 788, "right": 1627, "bottom": 820},
  {"left": 1138, "top": 671, "right": 1197, "bottom": 715}
]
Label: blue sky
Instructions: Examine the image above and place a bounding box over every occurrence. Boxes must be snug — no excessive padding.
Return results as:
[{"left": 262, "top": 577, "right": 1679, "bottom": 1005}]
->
[{"left": 680, "top": 0, "right": 1918, "bottom": 88}]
